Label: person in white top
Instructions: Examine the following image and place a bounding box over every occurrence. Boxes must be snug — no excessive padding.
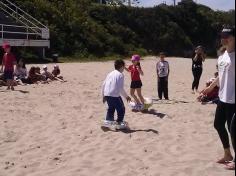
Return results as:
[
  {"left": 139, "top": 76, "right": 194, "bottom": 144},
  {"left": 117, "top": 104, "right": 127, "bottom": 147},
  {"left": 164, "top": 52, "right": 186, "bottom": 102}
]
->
[
  {"left": 156, "top": 52, "right": 170, "bottom": 100},
  {"left": 102, "top": 59, "right": 131, "bottom": 126},
  {"left": 202, "top": 26, "right": 235, "bottom": 169}
]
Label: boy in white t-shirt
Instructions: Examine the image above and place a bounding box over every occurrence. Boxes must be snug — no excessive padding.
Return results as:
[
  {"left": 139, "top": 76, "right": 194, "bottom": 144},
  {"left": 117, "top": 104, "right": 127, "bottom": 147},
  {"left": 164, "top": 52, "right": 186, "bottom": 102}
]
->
[
  {"left": 156, "top": 52, "right": 170, "bottom": 100},
  {"left": 202, "top": 26, "right": 235, "bottom": 170},
  {"left": 102, "top": 60, "right": 131, "bottom": 129}
]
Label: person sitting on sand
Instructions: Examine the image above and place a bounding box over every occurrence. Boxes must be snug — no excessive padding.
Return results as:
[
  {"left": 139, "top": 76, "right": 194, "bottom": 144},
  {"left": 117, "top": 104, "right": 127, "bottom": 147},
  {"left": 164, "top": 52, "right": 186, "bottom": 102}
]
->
[
  {"left": 35, "top": 67, "right": 47, "bottom": 82},
  {"left": 198, "top": 72, "right": 219, "bottom": 104},
  {"left": 24, "top": 67, "right": 38, "bottom": 84},
  {"left": 14, "top": 59, "right": 27, "bottom": 83},
  {"left": 42, "top": 65, "right": 56, "bottom": 81},
  {"left": 52, "top": 65, "right": 64, "bottom": 81},
  {"left": 102, "top": 59, "right": 131, "bottom": 128}
]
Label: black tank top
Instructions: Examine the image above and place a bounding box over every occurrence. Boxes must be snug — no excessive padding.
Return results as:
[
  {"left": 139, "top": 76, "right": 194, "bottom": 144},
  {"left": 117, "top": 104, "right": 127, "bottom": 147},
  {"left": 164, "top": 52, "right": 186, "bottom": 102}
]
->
[{"left": 192, "top": 54, "right": 203, "bottom": 69}]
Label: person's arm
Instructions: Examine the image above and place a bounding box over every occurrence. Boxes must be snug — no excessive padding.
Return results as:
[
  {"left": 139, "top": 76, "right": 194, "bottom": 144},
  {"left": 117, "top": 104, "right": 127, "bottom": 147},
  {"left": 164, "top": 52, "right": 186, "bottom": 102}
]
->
[
  {"left": 1, "top": 55, "right": 5, "bottom": 72},
  {"left": 201, "top": 76, "right": 219, "bottom": 95},
  {"left": 201, "top": 53, "right": 206, "bottom": 62},
  {"left": 124, "top": 65, "right": 130, "bottom": 72},
  {"left": 101, "top": 77, "right": 107, "bottom": 103},
  {"left": 137, "top": 65, "right": 144, "bottom": 76},
  {"left": 167, "top": 62, "right": 170, "bottom": 77},
  {"left": 193, "top": 53, "right": 198, "bottom": 62},
  {"left": 156, "top": 62, "right": 160, "bottom": 81}
]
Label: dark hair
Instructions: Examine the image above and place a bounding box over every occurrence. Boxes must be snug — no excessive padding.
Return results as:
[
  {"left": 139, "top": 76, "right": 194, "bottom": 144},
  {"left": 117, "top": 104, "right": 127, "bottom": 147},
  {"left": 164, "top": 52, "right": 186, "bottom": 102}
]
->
[
  {"left": 114, "top": 59, "right": 125, "bottom": 70},
  {"left": 29, "top": 67, "right": 36, "bottom": 75},
  {"left": 18, "top": 59, "right": 26, "bottom": 69}
]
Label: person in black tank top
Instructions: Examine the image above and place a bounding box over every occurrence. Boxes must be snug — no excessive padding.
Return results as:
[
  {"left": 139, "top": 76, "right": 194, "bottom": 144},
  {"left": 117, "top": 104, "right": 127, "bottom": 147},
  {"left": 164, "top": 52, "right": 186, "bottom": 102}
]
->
[{"left": 192, "top": 46, "right": 205, "bottom": 93}]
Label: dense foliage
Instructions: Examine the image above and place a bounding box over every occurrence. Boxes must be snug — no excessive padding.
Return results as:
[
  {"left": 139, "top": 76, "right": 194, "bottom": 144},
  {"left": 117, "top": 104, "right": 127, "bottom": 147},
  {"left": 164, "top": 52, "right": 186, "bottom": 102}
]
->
[{"left": 10, "top": 0, "right": 236, "bottom": 58}]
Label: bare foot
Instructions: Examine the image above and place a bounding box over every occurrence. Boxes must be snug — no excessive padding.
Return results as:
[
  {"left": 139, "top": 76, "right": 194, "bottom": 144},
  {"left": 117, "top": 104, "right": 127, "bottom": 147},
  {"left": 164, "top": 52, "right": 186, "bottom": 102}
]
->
[
  {"left": 217, "top": 156, "right": 234, "bottom": 164},
  {"left": 225, "top": 162, "right": 235, "bottom": 170}
]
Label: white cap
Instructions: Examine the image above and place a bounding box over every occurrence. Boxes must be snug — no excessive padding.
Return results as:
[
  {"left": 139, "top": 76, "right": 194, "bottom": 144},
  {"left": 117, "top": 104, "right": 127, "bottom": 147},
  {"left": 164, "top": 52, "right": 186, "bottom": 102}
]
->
[{"left": 43, "top": 65, "right": 47, "bottom": 69}]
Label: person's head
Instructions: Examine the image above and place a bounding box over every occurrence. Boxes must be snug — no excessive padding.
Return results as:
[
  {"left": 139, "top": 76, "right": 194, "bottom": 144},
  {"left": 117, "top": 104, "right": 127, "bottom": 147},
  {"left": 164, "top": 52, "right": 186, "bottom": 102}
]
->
[
  {"left": 18, "top": 59, "right": 26, "bottom": 69},
  {"left": 131, "top": 55, "right": 141, "bottom": 65},
  {"left": 53, "top": 65, "right": 60, "bottom": 70},
  {"left": 220, "top": 26, "right": 235, "bottom": 49},
  {"left": 43, "top": 65, "right": 48, "bottom": 71},
  {"left": 2, "top": 43, "right": 11, "bottom": 53},
  {"left": 159, "top": 52, "right": 165, "bottom": 61},
  {"left": 195, "top": 45, "right": 204, "bottom": 55},
  {"left": 214, "top": 72, "right": 218, "bottom": 78},
  {"left": 29, "top": 67, "right": 36, "bottom": 75},
  {"left": 35, "top": 67, "right": 41, "bottom": 74},
  {"left": 114, "top": 59, "right": 125, "bottom": 72}
]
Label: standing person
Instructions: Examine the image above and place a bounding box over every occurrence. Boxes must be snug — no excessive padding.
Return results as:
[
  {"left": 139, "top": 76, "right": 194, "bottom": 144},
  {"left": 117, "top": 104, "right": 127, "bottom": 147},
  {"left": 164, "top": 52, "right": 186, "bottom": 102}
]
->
[
  {"left": 202, "top": 26, "right": 235, "bottom": 166},
  {"left": 192, "top": 46, "right": 206, "bottom": 94},
  {"left": 102, "top": 59, "right": 131, "bottom": 128},
  {"left": 1, "top": 44, "right": 16, "bottom": 90},
  {"left": 125, "top": 55, "right": 145, "bottom": 106},
  {"left": 156, "top": 52, "right": 170, "bottom": 100}
]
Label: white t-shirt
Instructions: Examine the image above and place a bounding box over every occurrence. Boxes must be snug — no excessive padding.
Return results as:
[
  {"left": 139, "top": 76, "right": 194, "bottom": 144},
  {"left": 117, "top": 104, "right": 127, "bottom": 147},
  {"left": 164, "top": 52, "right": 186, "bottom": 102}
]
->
[
  {"left": 218, "top": 51, "right": 235, "bottom": 104},
  {"left": 102, "top": 70, "right": 128, "bottom": 98},
  {"left": 156, "top": 61, "right": 169, "bottom": 77}
]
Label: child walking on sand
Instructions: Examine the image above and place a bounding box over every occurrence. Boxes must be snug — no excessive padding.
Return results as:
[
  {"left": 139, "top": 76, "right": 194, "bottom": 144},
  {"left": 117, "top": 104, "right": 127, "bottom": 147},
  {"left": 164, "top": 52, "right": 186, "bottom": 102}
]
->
[
  {"left": 125, "top": 55, "right": 145, "bottom": 106},
  {"left": 1, "top": 44, "right": 16, "bottom": 90},
  {"left": 102, "top": 59, "right": 131, "bottom": 128},
  {"left": 156, "top": 52, "right": 170, "bottom": 100}
]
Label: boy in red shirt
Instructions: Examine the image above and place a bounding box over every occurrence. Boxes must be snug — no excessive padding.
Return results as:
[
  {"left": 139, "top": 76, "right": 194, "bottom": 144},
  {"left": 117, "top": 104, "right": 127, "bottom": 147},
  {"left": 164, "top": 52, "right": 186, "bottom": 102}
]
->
[
  {"left": 1, "top": 44, "right": 16, "bottom": 90},
  {"left": 125, "top": 55, "right": 145, "bottom": 106}
]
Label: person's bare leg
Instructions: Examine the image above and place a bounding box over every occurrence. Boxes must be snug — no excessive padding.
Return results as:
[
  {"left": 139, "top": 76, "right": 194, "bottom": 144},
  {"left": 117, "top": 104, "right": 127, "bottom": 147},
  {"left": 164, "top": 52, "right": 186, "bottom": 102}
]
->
[
  {"left": 136, "top": 88, "right": 145, "bottom": 104},
  {"left": 10, "top": 80, "right": 14, "bottom": 90},
  {"left": 130, "top": 89, "right": 141, "bottom": 104}
]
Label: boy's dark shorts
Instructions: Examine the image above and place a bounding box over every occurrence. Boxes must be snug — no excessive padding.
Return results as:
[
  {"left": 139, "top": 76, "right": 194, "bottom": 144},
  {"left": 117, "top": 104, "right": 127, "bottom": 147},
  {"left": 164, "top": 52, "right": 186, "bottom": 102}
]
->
[
  {"left": 4, "top": 71, "right": 14, "bottom": 80},
  {"left": 130, "top": 80, "right": 142, "bottom": 89}
]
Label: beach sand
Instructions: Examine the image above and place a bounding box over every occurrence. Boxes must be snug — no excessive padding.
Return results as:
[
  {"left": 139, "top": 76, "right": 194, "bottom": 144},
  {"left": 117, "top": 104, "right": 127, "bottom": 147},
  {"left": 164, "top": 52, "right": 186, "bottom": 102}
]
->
[{"left": 0, "top": 57, "right": 234, "bottom": 176}]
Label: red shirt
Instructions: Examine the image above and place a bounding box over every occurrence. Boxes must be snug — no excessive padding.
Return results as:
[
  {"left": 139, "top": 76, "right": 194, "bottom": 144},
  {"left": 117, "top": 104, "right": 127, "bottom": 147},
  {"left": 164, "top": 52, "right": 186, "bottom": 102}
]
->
[
  {"left": 128, "top": 65, "right": 141, "bottom": 81},
  {"left": 3, "top": 53, "right": 16, "bottom": 71},
  {"left": 207, "top": 87, "right": 219, "bottom": 99}
]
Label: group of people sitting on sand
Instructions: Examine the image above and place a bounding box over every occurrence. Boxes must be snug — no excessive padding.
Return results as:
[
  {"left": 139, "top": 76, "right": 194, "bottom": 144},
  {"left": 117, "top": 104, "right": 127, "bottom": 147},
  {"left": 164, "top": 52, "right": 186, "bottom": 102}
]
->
[{"left": 0, "top": 44, "right": 64, "bottom": 90}]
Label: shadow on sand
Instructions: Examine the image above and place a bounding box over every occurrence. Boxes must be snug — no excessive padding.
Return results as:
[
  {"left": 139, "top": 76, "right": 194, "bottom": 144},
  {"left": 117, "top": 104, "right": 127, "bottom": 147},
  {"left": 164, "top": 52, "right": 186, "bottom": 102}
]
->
[
  {"left": 0, "top": 89, "right": 29, "bottom": 94},
  {"left": 141, "top": 109, "right": 167, "bottom": 119},
  {"left": 152, "top": 98, "right": 192, "bottom": 104},
  {"left": 101, "top": 126, "right": 159, "bottom": 134}
]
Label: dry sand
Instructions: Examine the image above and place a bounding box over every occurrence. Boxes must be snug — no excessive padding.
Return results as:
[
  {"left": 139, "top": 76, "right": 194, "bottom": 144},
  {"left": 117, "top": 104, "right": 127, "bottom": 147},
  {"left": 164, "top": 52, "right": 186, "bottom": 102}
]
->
[{"left": 0, "top": 57, "right": 234, "bottom": 176}]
